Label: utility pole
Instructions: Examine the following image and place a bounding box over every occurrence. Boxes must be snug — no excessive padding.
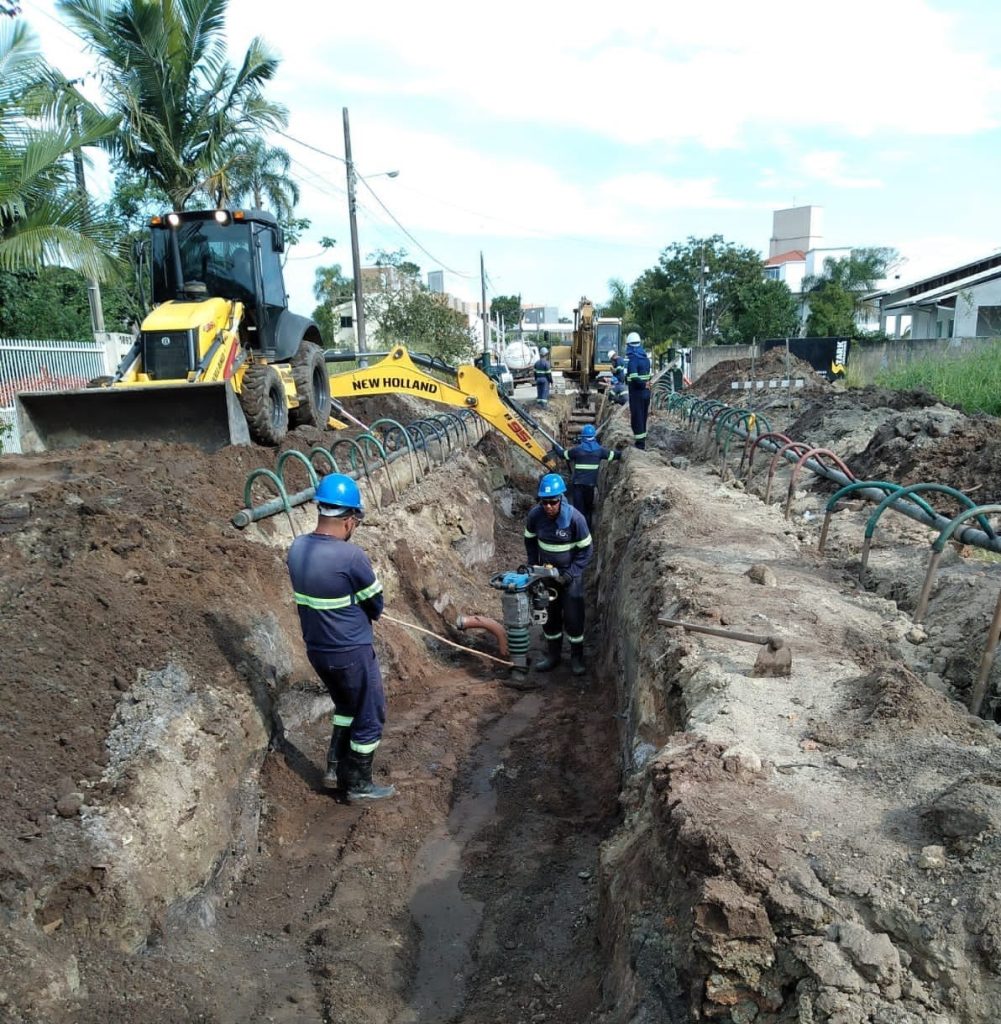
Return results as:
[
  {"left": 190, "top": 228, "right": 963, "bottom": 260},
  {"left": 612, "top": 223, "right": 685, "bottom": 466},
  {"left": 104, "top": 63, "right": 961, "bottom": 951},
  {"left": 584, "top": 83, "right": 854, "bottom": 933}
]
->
[
  {"left": 696, "top": 240, "right": 705, "bottom": 346},
  {"left": 480, "top": 251, "right": 490, "bottom": 367},
  {"left": 72, "top": 108, "right": 105, "bottom": 335},
  {"left": 343, "top": 107, "right": 367, "bottom": 364}
]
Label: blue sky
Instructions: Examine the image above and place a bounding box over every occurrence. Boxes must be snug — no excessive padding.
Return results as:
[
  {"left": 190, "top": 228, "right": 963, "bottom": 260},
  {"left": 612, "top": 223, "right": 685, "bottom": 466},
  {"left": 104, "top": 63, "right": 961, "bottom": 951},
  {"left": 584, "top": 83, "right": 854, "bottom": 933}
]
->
[{"left": 24, "top": 0, "right": 1001, "bottom": 321}]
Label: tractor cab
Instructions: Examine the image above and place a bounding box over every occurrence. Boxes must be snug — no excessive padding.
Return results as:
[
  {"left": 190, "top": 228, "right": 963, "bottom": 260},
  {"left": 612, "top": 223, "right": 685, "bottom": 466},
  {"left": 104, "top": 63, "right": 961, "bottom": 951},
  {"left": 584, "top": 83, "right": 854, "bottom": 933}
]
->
[{"left": 149, "top": 209, "right": 288, "bottom": 362}]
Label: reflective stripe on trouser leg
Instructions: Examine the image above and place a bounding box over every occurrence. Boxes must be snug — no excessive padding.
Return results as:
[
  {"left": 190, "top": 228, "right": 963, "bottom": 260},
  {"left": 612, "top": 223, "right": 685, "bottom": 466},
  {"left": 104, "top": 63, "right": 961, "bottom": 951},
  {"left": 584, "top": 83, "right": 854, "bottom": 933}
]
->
[
  {"left": 544, "top": 587, "right": 564, "bottom": 639},
  {"left": 629, "top": 389, "right": 651, "bottom": 445},
  {"left": 308, "top": 645, "right": 387, "bottom": 755},
  {"left": 562, "top": 590, "right": 585, "bottom": 647}
]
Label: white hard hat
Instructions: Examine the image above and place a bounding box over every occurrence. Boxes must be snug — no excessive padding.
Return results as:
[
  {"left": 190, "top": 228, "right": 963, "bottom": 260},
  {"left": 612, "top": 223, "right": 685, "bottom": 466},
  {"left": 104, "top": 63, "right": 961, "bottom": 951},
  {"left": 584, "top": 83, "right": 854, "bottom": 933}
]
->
[
  {"left": 606, "top": 350, "right": 616, "bottom": 361},
  {"left": 539, "top": 347, "right": 549, "bottom": 355},
  {"left": 626, "top": 332, "right": 641, "bottom": 347}
]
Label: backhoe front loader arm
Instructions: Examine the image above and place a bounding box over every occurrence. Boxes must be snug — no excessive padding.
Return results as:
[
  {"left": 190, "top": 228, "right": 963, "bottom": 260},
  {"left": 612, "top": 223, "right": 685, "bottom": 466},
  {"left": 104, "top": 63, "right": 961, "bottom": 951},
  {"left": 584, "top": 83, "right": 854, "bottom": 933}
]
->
[{"left": 327, "top": 346, "right": 558, "bottom": 465}]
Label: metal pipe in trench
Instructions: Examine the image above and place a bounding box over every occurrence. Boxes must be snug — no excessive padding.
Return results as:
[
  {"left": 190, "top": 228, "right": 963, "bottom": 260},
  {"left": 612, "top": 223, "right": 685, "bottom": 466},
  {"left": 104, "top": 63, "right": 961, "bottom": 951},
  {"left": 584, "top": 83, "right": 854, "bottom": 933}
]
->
[
  {"left": 231, "top": 444, "right": 417, "bottom": 529},
  {"left": 726, "top": 424, "right": 1001, "bottom": 556}
]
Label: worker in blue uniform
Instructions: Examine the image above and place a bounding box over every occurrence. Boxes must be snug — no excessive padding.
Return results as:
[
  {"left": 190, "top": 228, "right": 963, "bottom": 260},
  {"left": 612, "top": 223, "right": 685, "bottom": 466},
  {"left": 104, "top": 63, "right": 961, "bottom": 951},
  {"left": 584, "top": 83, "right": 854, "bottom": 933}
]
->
[
  {"left": 534, "top": 347, "right": 553, "bottom": 406},
  {"left": 625, "top": 331, "right": 653, "bottom": 449},
  {"left": 561, "top": 424, "right": 621, "bottom": 529},
  {"left": 523, "top": 473, "right": 593, "bottom": 676},
  {"left": 286, "top": 473, "right": 394, "bottom": 802}
]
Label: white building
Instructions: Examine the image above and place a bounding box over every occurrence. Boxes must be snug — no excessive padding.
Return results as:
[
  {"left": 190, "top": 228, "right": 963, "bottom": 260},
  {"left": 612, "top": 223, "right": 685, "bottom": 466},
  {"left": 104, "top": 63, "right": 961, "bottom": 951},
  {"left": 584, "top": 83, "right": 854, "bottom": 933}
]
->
[
  {"left": 763, "top": 206, "right": 863, "bottom": 334},
  {"left": 870, "top": 253, "right": 1001, "bottom": 340}
]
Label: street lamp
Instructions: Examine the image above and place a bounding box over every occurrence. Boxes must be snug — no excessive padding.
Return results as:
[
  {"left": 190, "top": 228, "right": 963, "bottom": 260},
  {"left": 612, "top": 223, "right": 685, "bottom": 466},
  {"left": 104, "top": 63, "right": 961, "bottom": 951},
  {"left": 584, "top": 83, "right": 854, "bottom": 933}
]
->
[
  {"left": 696, "top": 242, "right": 708, "bottom": 345},
  {"left": 343, "top": 106, "right": 398, "bottom": 363}
]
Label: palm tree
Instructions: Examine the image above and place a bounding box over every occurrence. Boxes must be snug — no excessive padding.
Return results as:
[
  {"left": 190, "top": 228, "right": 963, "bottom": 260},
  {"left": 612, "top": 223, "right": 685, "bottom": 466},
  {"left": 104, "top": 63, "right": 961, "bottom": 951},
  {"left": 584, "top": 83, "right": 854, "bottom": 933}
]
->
[
  {"left": 58, "top": 0, "right": 289, "bottom": 209},
  {"left": 211, "top": 137, "right": 299, "bottom": 217},
  {"left": 0, "top": 19, "right": 118, "bottom": 279}
]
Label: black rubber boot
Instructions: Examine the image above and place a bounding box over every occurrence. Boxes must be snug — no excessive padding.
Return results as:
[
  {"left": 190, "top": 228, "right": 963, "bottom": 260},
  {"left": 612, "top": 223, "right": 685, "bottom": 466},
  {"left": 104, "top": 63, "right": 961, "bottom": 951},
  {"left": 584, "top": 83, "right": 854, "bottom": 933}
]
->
[
  {"left": 569, "top": 643, "right": 586, "bottom": 677},
  {"left": 344, "top": 750, "right": 396, "bottom": 802},
  {"left": 534, "top": 638, "right": 563, "bottom": 672},
  {"left": 323, "top": 725, "right": 350, "bottom": 789}
]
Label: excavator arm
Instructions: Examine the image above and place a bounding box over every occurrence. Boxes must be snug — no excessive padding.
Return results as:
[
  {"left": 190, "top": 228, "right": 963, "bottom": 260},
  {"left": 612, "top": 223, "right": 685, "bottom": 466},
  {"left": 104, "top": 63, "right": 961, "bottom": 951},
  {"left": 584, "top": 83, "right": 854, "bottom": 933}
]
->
[{"left": 327, "top": 346, "right": 559, "bottom": 465}]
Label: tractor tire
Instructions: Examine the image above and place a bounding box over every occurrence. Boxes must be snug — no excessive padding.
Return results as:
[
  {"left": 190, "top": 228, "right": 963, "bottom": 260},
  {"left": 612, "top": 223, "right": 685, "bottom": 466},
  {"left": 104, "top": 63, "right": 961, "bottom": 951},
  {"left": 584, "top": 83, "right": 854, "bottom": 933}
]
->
[
  {"left": 289, "top": 341, "right": 332, "bottom": 429},
  {"left": 239, "top": 363, "right": 289, "bottom": 446}
]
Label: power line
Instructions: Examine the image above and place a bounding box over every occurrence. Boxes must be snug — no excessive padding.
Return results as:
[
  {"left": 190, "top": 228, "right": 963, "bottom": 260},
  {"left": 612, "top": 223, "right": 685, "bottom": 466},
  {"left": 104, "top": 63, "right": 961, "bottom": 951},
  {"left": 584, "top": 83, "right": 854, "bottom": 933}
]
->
[
  {"left": 280, "top": 129, "right": 475, "bottom": 278},
  {"left": 356, "top": 175, "right": 475, "bottom": 278}
]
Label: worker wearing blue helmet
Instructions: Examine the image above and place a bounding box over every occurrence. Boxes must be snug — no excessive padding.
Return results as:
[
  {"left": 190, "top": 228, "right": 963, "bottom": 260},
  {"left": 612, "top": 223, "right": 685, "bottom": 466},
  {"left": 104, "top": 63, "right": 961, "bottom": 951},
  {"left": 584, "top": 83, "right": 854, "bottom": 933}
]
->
[
  {"left": 561, "top": 423, "right": 621, "bottom": 529},
  {"left": 523, "top": 473, "right": 593, "bottom": 675},
  {"left": 625, "top": 331, "right": 652, "bottom": 449},
  {"left": 286, "top": 473, "right": 394, "bottom": 802}
]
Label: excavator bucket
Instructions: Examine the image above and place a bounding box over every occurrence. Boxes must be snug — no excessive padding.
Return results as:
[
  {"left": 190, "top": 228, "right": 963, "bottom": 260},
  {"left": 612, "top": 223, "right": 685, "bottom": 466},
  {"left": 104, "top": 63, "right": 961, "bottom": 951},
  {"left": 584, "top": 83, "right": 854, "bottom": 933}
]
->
[{"left": 14, "top": 381, "right": 251, "bottom": 453}]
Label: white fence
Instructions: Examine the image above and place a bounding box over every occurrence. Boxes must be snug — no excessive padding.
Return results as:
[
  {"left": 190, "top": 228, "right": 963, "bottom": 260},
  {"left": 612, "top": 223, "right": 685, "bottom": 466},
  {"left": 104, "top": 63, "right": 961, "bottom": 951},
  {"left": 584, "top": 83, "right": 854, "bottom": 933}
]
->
[{"left": 0, "top": 335, "right": 133, "bottom": 454}]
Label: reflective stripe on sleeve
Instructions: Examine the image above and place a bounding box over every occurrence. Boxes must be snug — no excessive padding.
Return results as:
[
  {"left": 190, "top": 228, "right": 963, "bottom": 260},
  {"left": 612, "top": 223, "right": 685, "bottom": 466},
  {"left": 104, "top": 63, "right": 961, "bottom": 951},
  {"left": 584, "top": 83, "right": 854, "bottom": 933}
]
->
[
  {"left": 524, "top": 529, "right": 537, "bottom": 539},
  {"left": 355, "top": 580, "right": 383, "bottom": 602},
  {"left": 606, "top": 451, "right": 616, "bottom": 461},
  {"left": 576, "top": 534, "right": 592, "bottom": 549},
  {"left": 295, "top": 592, "right": 352, "bottom": 610}
]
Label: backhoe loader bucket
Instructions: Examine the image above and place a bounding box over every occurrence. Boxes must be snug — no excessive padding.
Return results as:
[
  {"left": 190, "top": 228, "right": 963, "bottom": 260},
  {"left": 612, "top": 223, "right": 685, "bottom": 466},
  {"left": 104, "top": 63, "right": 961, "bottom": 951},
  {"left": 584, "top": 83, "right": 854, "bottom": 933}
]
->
[{"left": 14, "top": 381, "right": 252, "bottom": 453}]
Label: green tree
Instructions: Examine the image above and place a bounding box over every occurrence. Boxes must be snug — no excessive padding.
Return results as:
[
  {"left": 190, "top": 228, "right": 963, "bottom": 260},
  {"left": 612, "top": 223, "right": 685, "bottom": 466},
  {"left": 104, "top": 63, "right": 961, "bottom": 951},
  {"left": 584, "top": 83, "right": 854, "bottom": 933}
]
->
[
  {"left": 490, "top": 293, "right": 521, "bottom": 327},
  {"left": 631, "top": 235, "right": 771, "bottom": 345},
  {"left": 735, "top": 277, "right": 801, "bottom": 340},
  {"left": 209, "top": 137, "right": 299, "bottom": 219},
  {"left": 803, "top": 247, "right": 898, "bottom": 337},
  {"left": 59, "top": 0, "right": 288, "bottom": 208},
  {"left": 601, "top": 278, "right": 630, "bottom": 319},
  {"left": 0, "top": 266, "right": 133, "bottom": 337},
  {"left": 365, "top": 252, "right": 476, "bottom": 363},
  {"left": 311, "top": 263, "right": 353, "bottom": 345},
  {"left": 0, "top": 20, "right": 119, "bottom": 279}
]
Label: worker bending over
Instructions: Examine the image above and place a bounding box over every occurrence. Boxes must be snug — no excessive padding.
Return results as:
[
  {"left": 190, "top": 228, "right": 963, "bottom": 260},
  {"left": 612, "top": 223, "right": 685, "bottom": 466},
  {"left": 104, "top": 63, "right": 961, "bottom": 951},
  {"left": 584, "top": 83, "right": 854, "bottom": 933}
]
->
[
  {"left": 625, "top": 332, "right": 652, "bottom": 449},
  {"left": 562, "top": 423, "right": 621, "bottom": 530},
  {"left": 286, "top": 473, "right": 395, "bottom": 802},
  {"left": 523, "top": 473, "right": 593, "bottom": 676}
]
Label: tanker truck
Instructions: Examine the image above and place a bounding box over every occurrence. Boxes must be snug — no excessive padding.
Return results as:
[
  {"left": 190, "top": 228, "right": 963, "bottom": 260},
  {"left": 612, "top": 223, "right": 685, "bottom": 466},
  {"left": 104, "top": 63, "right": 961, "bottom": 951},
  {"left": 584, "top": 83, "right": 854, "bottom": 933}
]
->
[{"left": 502, "top": 340, "right": 541, "bottom": 385}]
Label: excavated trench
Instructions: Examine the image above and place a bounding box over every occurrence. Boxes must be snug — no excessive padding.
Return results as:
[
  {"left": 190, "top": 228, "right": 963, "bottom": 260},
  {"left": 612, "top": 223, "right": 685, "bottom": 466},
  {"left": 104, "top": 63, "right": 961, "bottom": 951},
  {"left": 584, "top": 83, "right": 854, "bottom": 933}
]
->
[{"left": 4, "top": 380, "right": 1001, "bottom": 1024}]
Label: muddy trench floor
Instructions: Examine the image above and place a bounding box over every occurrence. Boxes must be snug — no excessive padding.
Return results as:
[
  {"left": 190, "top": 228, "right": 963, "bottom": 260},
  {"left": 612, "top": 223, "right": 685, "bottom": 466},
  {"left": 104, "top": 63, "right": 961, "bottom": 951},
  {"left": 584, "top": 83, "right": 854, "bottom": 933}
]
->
[{"left": 65, "top": 488, "right": 620, "bottom": 1024}]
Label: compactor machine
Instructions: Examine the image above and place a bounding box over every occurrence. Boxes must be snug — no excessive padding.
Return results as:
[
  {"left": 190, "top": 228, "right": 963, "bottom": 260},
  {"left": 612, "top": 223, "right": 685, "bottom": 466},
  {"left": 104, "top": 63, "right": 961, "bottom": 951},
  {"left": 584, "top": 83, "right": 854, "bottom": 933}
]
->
[{"left": 15, "top": 208, "right": 332, "bottom": 451}]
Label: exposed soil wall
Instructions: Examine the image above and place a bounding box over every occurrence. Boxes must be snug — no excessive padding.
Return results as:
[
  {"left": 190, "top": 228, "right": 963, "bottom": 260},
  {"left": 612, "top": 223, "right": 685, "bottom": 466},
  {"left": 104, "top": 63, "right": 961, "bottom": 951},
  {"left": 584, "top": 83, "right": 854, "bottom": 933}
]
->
[{"left": 590, "top": 401, "right": 1001, "bottom": 1023}]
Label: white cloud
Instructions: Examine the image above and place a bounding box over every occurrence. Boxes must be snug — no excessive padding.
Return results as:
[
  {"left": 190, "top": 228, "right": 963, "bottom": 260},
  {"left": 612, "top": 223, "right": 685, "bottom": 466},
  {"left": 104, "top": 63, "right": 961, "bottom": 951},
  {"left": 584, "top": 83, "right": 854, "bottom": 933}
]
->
[{"left": 798, "top": 151, "right": 884, "bottom": 190}]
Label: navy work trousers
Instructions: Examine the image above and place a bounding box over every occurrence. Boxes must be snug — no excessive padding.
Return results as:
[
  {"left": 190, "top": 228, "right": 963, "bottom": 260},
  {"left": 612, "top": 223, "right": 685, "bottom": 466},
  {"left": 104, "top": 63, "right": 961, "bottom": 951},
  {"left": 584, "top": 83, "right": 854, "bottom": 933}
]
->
[
  {"left": 536, "top": 378, "right": 551, "bottom": 402},
  {"left": 629, "top": 386, "right": 651, "bottom": 449},
  {"left": 308, "top": 644, "right": 386, "bottom": 753},
  {"left": 572, "top": 484, "right": 595, "bottom": 530},
  {"left": 542, "top": 577, "right": 586, "bottom": 646}
]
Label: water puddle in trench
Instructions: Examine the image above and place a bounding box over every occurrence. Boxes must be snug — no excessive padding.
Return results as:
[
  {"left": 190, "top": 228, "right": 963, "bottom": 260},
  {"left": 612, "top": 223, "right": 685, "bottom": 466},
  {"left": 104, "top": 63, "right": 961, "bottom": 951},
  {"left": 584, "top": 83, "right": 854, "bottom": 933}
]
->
[{"left": 396, "top": 691, "right": 542, "bottom": 1024}]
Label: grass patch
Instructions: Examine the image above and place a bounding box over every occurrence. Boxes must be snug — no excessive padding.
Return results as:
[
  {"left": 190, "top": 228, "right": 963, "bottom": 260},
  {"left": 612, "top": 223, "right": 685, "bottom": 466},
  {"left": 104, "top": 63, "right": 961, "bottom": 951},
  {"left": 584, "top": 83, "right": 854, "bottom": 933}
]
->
[{"left": 870, "top": 341, "right": 1001, "bottom": 416}]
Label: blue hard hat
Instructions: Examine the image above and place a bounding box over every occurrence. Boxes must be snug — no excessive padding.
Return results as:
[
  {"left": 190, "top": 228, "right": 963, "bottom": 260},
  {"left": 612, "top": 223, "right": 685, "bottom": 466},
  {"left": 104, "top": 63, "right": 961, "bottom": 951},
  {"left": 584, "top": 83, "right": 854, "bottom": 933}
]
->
[
  {"left": 315, "top": 473, "right": 364, "bottom": 518},
  {"left": 580, "top": 424, "right": 597, "bottom": 439},
  {"left": 537, "top": 473, "right": 567, "bottom": 499}
]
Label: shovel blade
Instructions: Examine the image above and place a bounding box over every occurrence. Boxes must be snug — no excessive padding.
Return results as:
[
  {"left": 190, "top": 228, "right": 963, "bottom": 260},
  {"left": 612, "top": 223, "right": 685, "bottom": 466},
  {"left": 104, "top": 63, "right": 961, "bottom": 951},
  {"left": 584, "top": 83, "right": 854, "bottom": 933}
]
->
[{"left": 752, "top": 643, "right": 792, "bottom": 677}]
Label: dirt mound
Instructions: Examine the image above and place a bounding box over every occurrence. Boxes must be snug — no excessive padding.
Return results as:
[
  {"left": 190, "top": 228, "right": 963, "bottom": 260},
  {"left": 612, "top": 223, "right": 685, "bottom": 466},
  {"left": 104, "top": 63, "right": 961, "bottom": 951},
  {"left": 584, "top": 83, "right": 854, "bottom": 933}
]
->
[
  {"left": 692, "top": 347, "right": 831, "bottom": 401},
  {"left": 849, "top": 411, "right": 1001, "bottom": 505}
]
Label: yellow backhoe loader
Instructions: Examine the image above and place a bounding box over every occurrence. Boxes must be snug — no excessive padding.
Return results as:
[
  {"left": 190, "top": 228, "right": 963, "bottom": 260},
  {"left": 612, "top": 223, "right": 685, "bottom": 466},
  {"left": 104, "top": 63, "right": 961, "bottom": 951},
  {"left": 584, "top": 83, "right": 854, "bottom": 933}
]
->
[{"left": 15, "top": 208, "right": 334, "bottom": 451}]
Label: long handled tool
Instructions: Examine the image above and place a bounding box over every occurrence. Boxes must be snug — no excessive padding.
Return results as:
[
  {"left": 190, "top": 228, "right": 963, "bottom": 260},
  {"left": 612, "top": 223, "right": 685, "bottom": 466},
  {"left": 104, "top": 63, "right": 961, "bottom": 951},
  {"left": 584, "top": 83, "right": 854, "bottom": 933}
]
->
[{"left": 657, "top": 617, "right": 792, "bottom": 677}]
